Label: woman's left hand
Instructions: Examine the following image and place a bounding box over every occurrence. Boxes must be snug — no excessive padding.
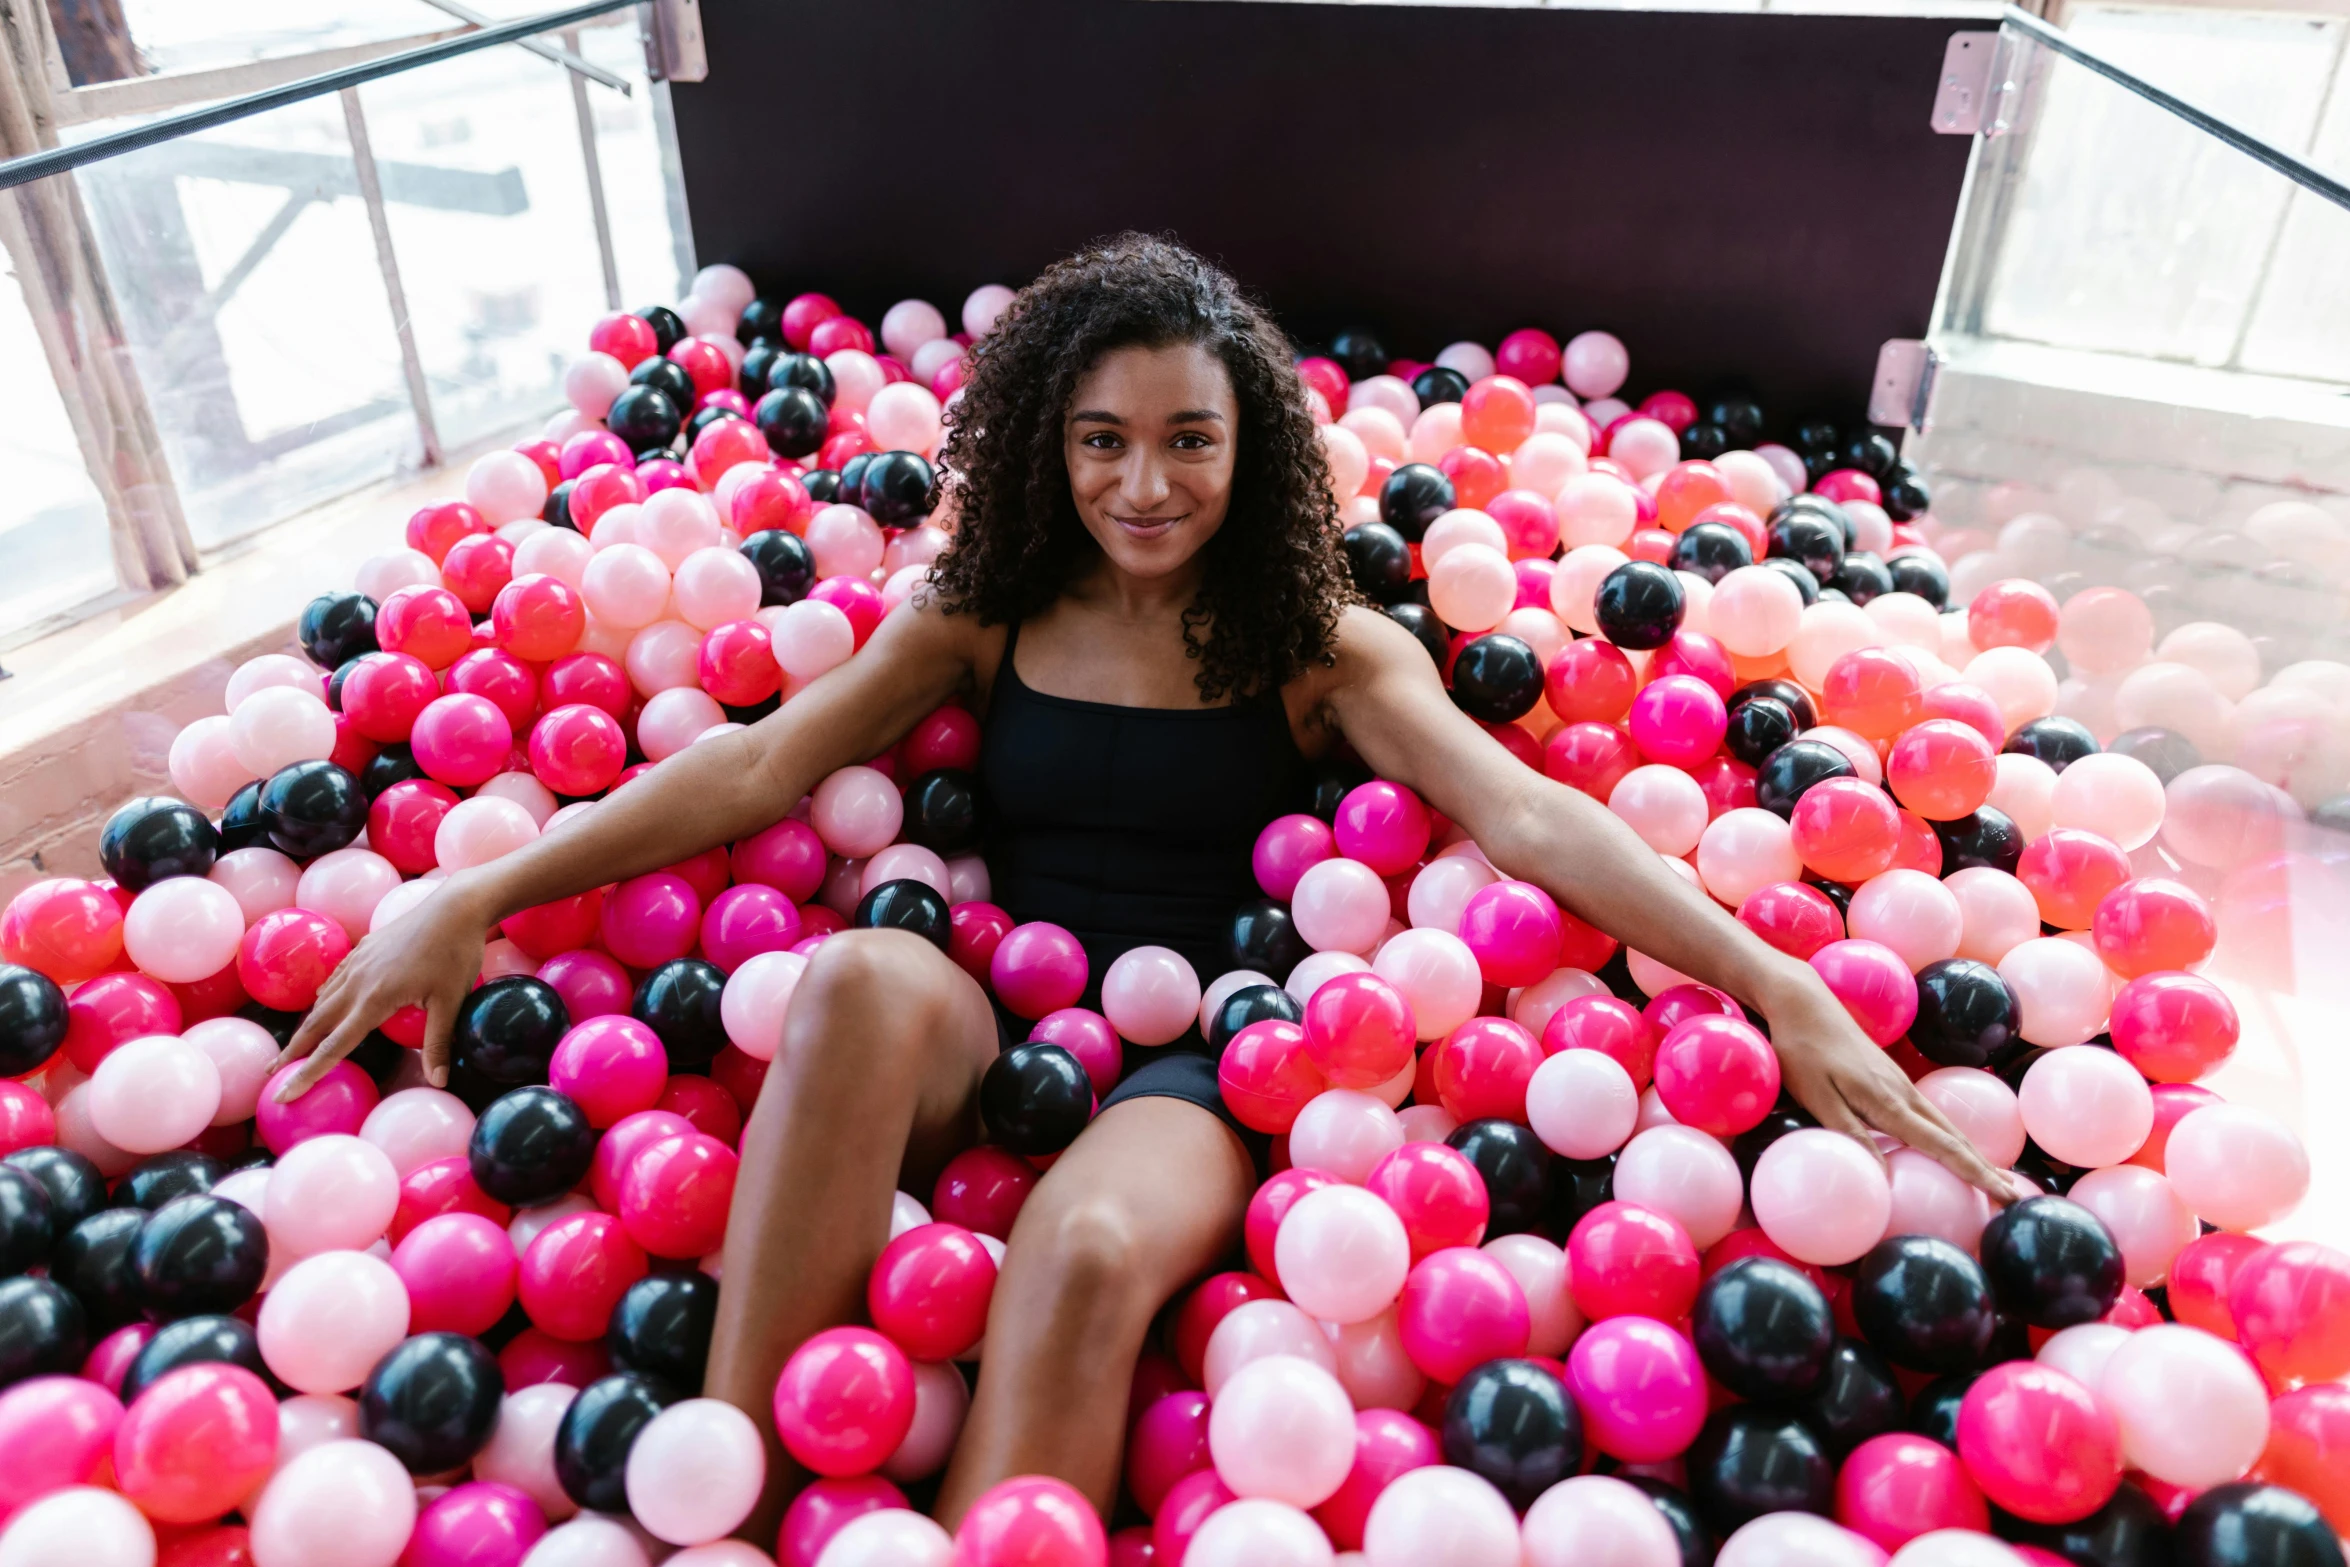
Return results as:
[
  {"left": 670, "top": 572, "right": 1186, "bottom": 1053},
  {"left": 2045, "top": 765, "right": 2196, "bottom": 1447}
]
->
[{"left": 1757, "top": 972, "right": 2037, "bottom": 1207}]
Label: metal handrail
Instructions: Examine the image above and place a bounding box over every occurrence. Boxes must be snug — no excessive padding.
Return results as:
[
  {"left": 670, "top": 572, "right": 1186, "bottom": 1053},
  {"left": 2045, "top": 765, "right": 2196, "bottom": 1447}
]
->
[
  {"left": 1999, "top": 4, "right": 2350, "bottom": 213},
  {"left": 0, "top": 0, "right": 636, "bottom": 191}
]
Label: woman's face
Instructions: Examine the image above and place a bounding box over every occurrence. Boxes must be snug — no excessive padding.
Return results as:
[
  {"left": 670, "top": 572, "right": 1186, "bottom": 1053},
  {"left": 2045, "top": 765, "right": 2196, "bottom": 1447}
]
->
[{"left": 1064, "top": 342, "right": 1237, "bottom": 582}]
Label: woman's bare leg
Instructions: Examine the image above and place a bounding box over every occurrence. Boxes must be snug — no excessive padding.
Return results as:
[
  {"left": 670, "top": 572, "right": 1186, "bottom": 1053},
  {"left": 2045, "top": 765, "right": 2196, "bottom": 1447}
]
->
[
  {"left": 702, "top": 927, "right": 1000, "bottom": 1539},
  {"left": 932, "top": 1094, "right": 1256, "bottom": 1527}
]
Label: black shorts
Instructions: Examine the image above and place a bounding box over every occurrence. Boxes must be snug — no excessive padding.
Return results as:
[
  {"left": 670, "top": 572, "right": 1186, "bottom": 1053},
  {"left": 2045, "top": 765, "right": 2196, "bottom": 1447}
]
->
[{"left": 991, "top": 1001, "right": 1266, "bottom": 1163}]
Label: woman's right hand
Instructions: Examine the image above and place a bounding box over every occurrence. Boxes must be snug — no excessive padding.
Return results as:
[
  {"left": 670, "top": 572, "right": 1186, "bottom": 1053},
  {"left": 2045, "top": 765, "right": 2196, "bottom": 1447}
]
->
[{"left": 272, "top": 878, "right": 497, "bottom": 1100}]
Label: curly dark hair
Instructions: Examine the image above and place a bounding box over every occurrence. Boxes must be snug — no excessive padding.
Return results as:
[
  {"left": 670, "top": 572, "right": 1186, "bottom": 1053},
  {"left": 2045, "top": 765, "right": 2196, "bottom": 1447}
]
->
[{"left": 928, "top": 234, "right": 1356, "bottom": 702}]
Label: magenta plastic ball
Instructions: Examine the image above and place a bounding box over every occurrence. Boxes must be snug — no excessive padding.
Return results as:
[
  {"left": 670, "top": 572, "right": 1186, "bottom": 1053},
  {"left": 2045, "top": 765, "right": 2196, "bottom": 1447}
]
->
[
  {"left": 1566, "top": 1315, "right": 1708, "bottom": 1462},
  {"left": 1628, "top": 675, "right": 1729, "bottom": 768},
  {"left": 410, "top": 693, "right": 515, "bottom": 788},
  {"left": 1808, "top": 938, "right": 1921, "bottom": 1045},
  {"left": 700, "top": 883, "right": 803, "bottom": 973},
  {"left": 1652, "top": 1014, "right": 1781, "bottom": 1136},
  {"left": 548, "top": 1016, "right": 669, "bottom": 1129},
  {"left": 537, "top": 949, "right": 632, "bottom": 1022},
  {"left": 1396, "top": 1246, "right": 1531, "bottom": 1384},
  {"left": 772, "top": 1327, "right": 915, "bottom": 1478},
  {"left": 393, "top": 1211, "right": 519, "bottom": 1336},
  {"left": 732, "top": 817, "right": 828, "bottom": 905},
  {"left": 600, "top": 871, "right": 702, "bottom": 969},
  {"left": 777, "top": 1475, "right": 908, "bottom": 1567},
  {"left": 255, "top": 1060, "right": 378, "bottom": 1154},
  {"left": 989, "top": 922, "right": 1088, "bottom": 1020},
  {"left": 403, "top": 1481, "right": 547, "bottom": 1567},
  {"left": 1253, "top": 814, "right": 1337, "bottom": 901},
  {"left": 1456, "top": 880, "right": 1565, "bottom": 988},
  {"left": 1333, "top": 782, "right": 1433, "bottom": 877},
  {"left": 1028, "top": 1008, "right": 1122, "bottom": 1097}
]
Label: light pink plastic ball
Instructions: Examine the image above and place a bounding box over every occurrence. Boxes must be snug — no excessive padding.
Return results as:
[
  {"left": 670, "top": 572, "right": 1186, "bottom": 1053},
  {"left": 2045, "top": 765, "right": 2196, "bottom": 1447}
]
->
[
  {"left": 2018, "top": 1045, "right": 2152, "bottom": 1168},
  {"left": 256, "top": 1249, "right": 411, "bottom": 1395},
  {"left": 1429, "top": 544, "right": 1517, "bottom": 633},
  {"left": 1520, "top": 1474, "right": 1681, "bottom": 1567},
  {"left": 2067, "top": 1164, "right": 2196, "bottom": 1287},
  {"left": 1277, "top": 1185, "right": 1412, "bottom": 1325},
  {"left": 1562, "top": 332, "right": 1630, "bottom": 399},
  {"left": 1696, "top": 809, "right": 1801, "bottom": 909},
  {"left": 169, "top": 715, "right": 255, "bottom": 811},
  {"left": 625, "top": 1398, "right": 765, "bottom": 1545},
  {"left": 209, "top": 846, "right": 300, "bottom": 925},
  {"left": 184, "top": 1016, "right": 281, "bottom": 1126},
  {"left": 249, "top": 1439, "right": 417, "bottom": 1567},
  {"left": 2099, "top": 1323, "right": 2270, "bottom": 1489},
  {"left": 1371, "top": 929, "right": 1482, "bottom": 1040},
  {"left": 1847, "top": 869, "right": 1963, "bottom": 972},
  {"left": 467, "top": 450, "right": 549, "bottom": 525},
  {"left": 229, "top": 685, "right": 336, "bottom": 778},
  {"left": 1611, "top": 1124, "right": 1744, "bottom": 1248},
  {"left": 581, "top": 544, "right": 672, "bottom": 630},
  {"left": 1885, "top": 1148, "right": 1992, "bottom": 1253},
  {"left": 436, "top": 795, "right": 540, "bottom": 871},
  {"left": 769, "top": 600, "right": 857, "bottom": 681},
  {"left": 564, "top": 352, "right": 628, "bottom": 419},
  {"left": 1917, "top": 1067, "right": 2027, "bottom": 1168},
  {"left": 1609, "top": 766, "right": 1709, "bottom": 857},
  {"left": 1363, "top": 1465, "right": 1521, "bottom": 1567},
  {"left": 1749, "top": 1128, "right": 1893, "bottom": 1266},
  {"left": 263, "top": 1134, "right": 399, "bottom": 1258},
  {"left": 1997, "top": 937, "right": 2113, "bottom": 1048},
  {"left": 293, "top": 849, "right": 400, "bottom": 943},
  {"left": 1293, "top": 859, "right": 1392, "bottom": 955},
  {"left": 1555, "top": 476, "right": 1638, "bottom": 551},
  {"left": 866, "top": 383, "right": 944, "bottom": 456},
  {"left": 1184, "top": 1498, "right": 1335, "bottom": 1567},
  {"left": 359, "top": 1087, "right": 474, "bottom": 1178},
  {"left": 1289, "top": 1090, "right": 1405, "bottom": 1185},
  {"left": 2049, "top": 752, "right": 2167, "bottom": 850},
  {"left": 1944, "top": 868, "right": 2041, "bottom": 966},
  {"left": 87, "top": 1034, "right": 220, "bottom": 1154},
  {"left": 1202, "top": 1300, "right": 1337, "bottom": 1396},
  {"left": 810, "top": 766, "right": 903, "bottom": 858},
  {"left": 1102, "top": 946, "right": 1202, "bottom": 1047},
  {"left": 672, "top": 548, "right": 762, "bottom": 630},
  {"left": 1209, "top": 1355, "right": 1357, "bottom": 1508},
  {"left": 1526, "top": 1048, "right": 1640, "bottom": 1161},
  {"left": 2163, "top": 1102, "right": 2310, "bottom": 1229}
]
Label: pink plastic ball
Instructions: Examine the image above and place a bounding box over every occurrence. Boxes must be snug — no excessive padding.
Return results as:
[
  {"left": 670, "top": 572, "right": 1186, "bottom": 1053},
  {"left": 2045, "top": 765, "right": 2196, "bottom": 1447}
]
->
[
  {"left": 1102, "top": 945, "right": 1202, "bottom": 1047},
  {"left": 773, "top": 1327, "right": 915, "bottom": 1478},
  {"left": 1749, "top": 1128, "right": 1893, "bottom": 1266},
  {"left": 1395, "top": 1246, "right": 1531, "bottom": 1384},
  {"left": 1809, "top": 938, "right": 1921, "bottom": 1045},
  {"left": 1628, "top": 674, "right": 1728, "bottom": 768},
  {"left": 1566, "top": 1315, "right": 1709, "bottom": 1463}
]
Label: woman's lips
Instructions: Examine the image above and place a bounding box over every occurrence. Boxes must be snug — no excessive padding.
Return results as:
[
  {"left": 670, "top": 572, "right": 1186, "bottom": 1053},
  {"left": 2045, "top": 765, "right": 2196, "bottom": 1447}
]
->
[{"left": 1114, "top": 516, "right": 1181, "bottom": 540}]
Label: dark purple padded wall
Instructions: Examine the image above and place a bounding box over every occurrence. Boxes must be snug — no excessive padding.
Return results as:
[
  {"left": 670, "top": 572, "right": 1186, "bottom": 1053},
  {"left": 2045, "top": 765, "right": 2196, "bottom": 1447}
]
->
[{"left": 671, "top": 0, "right": 1981, "bottom": 422}]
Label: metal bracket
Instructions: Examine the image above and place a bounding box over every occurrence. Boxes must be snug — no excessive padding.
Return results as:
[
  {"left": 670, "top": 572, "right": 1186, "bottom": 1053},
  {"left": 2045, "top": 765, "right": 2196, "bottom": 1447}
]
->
[
  {"left": 412, "top": 0, "right": 631, "bottom": 95},
  {"left": 641, "top": 0, "right": 706, "bottom": 83},
  {"left": 1932, "top": 31, "right": 1998, "bottom": 135},
  {"left": 1870, "top": 339, "right": 1940, "bottom": 433}
]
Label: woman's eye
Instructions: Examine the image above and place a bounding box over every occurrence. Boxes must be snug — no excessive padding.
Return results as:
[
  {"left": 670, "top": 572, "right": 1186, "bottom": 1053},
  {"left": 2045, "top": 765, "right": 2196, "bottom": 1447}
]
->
[
  {"left": 1171, "top": 432, "right": 1211, "bottom": 450},
  {"left": 1082, "top": 432, "right": 1122, "bottom": 449}
]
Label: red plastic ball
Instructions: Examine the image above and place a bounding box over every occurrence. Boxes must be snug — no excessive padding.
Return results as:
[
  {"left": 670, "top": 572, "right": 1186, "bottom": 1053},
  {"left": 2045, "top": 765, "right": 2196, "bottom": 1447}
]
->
[
  {"left": 341, "top": 651, "right": 441, "bottom": 742},
  {"left": 2168, "top": 1231, "right": 2265, "bottom": 1339},
  {"left": 1437, "top": 445, "right": 1505, "bottom": 511},
  {"left": 1653, "top": 1013, "right": 1780, "bottom": 1135},
  {"left": 1969, "top": 579, "right": 2061, "bottom": 654},
  {"left": 2109, "top": 971, "right": 2237, "bottom": 1083},
  {"left": 2231, "top": 1240, "right": 2350, "bottom": 1386},
  {"left": 806, "top": 314, "right": 874, "bottom": 357},
  {"left": 1217, "top": 1019, "right": 1328, "bottom": 1134},
  {"left": 1545, "top": 638, "right": 1636, "bottom": 725},
  {"left": 376, "top": 585, "right": 475, "bottom": 670},
  {"left": 932, "top": 1145, "right": 1037, "bottom": 1241},
  {"left": 2092, "top": 878, "right": 2216, "bottom": 977},
  {"left": 112, "top": 1364, "right": 278, "bottom": 1524},
  {"left": 588, "top": 311, "right": 659, "bottom": 367},
  {"left": 1887, "top": 719, "right": 1997, "bottom": 822},
  {"left": 406, "top": 501, "right": 491, "bottom": 564},
  {"left": 1300, "top": 971, "right": 1416, "bottom": 1091},
  {"left": 569, "top": 463, "right": 646, "bottom": 538},
  {"left": 447, "top": 648, "right": 540, "bottom": 733},
  {"left": 1365, "top": 1142, "right": 1490, "bottom": 1260},
  {"left": 1736, "top": 881, "right": 1846, "bottom": 960},
  {"left": 366, "top": 779, "right": 459, "bottom": 876},
  {"left": 235, "top": 907, "right": 349, "bottom": 1011},
  {"left": 867, "top": 1222, "right": 998, "bottom": 1362},
  {"left": 698, "top": 620, "right": 781, "bottom": 706},
  {"left": 1431, "top": 1016, "right": 1543, "bottom": 1123},
  {"left": 517, "top": 1211, "right": 647, "bottom": 1341},
  {"left": 62, "top": 972, "right": 179, "bottom": 1073},
  {"left": 1791, "top": 777, "right": 1901, "bottom": 884},
  {"left": 1821, "top": 648, "right": 1924, "bottom": 740},
  {"left": 1567, "top": 1200, "right": 1700, "bottom": 1322},
  {"left": 1460, "top": 376, "right": 1537, "bottom": 454},
  {"left": 616, "top": 1131, "right": 739, "bottom": 1259},
  {"left": 2015, "top": 828, "right": 2132, "bottom": 931},
  {"left": 441, "top": 532, "right": 516, "bottom": 615},
  {"left": 0, "top": 878, "right": 123, "bottom": 984},
  {"left": 773, "top": 1326, "right": 913, "bottom": 1477},
  {"left": 1955, "top": 1362, "right": 2121, "bottom": 1524},
  {"left": 654, "top": 1073, "right": 741, "bottom": 1148},
  {"left": 1540, "top": 995, "right": 1658, "bottom": 1090},
  {"left": 668, "top": 337, "right": 733, "bottom": 398},
  {"left": 392, "top": 1155, "right": 512, "bottom": 1245},
  {"left": 1543, "top": 721, "right": 1639, "bottom": 800},
  {"left": 492, "top": 573, "right": 585, "bottom": 663}
]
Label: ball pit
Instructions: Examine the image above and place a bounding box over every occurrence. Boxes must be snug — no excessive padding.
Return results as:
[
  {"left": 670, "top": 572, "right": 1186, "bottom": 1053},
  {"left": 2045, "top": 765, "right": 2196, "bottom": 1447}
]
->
[{"left": 0, "top": 264, "right": 2339, "bottom": 1567}]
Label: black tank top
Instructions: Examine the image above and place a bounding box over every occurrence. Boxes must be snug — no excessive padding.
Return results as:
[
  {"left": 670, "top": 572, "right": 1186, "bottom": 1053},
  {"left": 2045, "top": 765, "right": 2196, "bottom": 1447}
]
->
[{"left": 979, "top": 620, "right": 1307, "bottom": 993}]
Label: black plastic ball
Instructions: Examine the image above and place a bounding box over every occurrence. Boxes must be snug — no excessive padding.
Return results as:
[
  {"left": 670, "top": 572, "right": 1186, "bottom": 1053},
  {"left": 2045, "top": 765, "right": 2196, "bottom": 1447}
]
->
[
  {"left": 2108, "top": 726, "right": 2201, "bottom": 784},
  {"left": 1762, "top": 514, "right": 1846, "bottom": 584},
  {"left": 1799, "top": 1337, "right": 1906, "bottom": 1458},
  {"left": 361, "top": 744, "right": 426, "bottom": 799},
  {"left": 632, "top": 304, "right": 683, "bottom": 352},
  {"left": 298, "top": 591, "right": 379, "bottom": 668},
  {"left": 1730, "top": 679, "right": 1818, "bottom": 731},
  {"left": 360, "top": 1331, "right": 504, "bottom": 1473},
  {"left": 1343, "top": 521, "right": 1415, "bottom": 604},
  {"left": 1762, "top": 557, "right": 1822, "bottom": 606},
  {"left": 1723, "top": 697, "right": 1799, "bottom": 769},
  {"left": 454, "top": 976, "right": 572, "bottom": 1090},
  {"left": 1980, "top": 1196, "right": 2125, "bottom": 1328},
  {"left": 2004, "top": 717, "right": 2100, "bottom": 774},
  {"left": 1851, "top": 1235, "right": 1996, "bottom": 1372},
  {"left": 862, "top": 450, "right": 936, "bottom": 525},
  {"left": 1686, "top": 1406, "right": 1833, "bottom": 1535},
  {"left": 800, "top": 469, "right": 840, "bottom": 505},
  {"left": 1692, "top": 1257, "right": 1835, "bottom": 1401},
  {"left": 606, "top": 384, "right": 681, "bottom": 451},
  {"left": 1907, "top": 1371, "right": 1974, "bottom": 1449},
  {"left": 1442, "top": 1359, "right": 1582, "bottom": 1509},
  {"left": 1206, "top": 983, "right": 1302, "bottom": 1053},
  {"left": 1777, "top": 493, "right": 1855, "bottom": 547},
  {"left": 1451, "top": 634, "right": 1542, "bottom": 723},
  {"left": 469, "top": 1086, "right": 597, "bottom": 1206},
  {"left": 51, "top": 1206, "right": 145, "bottom": 1330},
  {"left": 1447, "top": 1118, "right": 1552, "bottom": 1237},
  {"left": 556, "top": 1371, "right": 680, "bottom": 1512},
  {"left": 737, "top": 298, "right": 782, "bottom": 345},
  {"left": 122, "top": 1313, "right": 264, "bottom": 1402},
  {"left": 2174, "top": 1482, "right": 2343, "bottom": 1567},
  {"left": 1384, "top": 602, "right": 1452, "bottom": 668},
  {"left": 1933, "top": 806, "right": 2025, "bottom": 875},
  {"left": 902, "top": 770, "right": 981, "bottom": 855},
  {"left": 836, "top": 452, "right": 874, "bottom": 511},
  {"left": 1830, "top": 551, "right": 1894, "bottom": 605},
  {"left": 1909, "top": 959, "right": 2021, "bottom": 1069},
  {"left": 132, "top": 1194, "right": 268, "bottom": 1320},
  {"left": 0, "top": 1276, "right": 86, "bottom": 1389},
  {"left": 607, "top": 1271, "right": 718, "bottom": 1386},
  {"left": 1328, "top": 330, "right": 1387, "bottom": 383},
  {"left": 980, "top": 1043, "right": 1093, "bottom": 1157},
  {"left": 1883, "top": 472, "right": 1933, "bottom": 523},
  {"left": 1793, "top": 419, "right": 1842, "bottom": 456},
  {"left": 544, "top": 479, "right": 576, "bottom": 529},
  {"left": 766, "top": 351, "right": 834, "bottom": 404},
  {"left": 1669, "top": 522, "right": 1754, "bottom": 585},
  {"left": 1379, "top": 464, "right": 1455, "bottom": 541},
  {"left": 632, "top": 959, "right": 728, "bottom": 1068},
  {"left": 1593, "top": 562, "right": 1686, "bottom": 650},
  {"left": 100, "top": 797, "right": 220, "bottom": 890},
  {"left": 216, "top": 781, "right": 268, "bottom": 851},
  {"left": 686, "top": 406, "right": 741, "bottom": 445},
  {"left": 738, "top": 341, "right": 781, "bottom": 398},
  {"left": 1998, "top": 1482, "right": 2174, "bottom": 1567},
  {"left": 0, "top": 966, "right": 67, "bottom": 1078},
  {"left": 1411, "top": 365, "right": 1469, "bottom": 406},
  {"left": 1841, "top": 431, "right": 1899, "bottom": 478},
  {"left": 1546, "top": 1154, "right": 1617, "bottom": 1236},
  {"left": 258, "top": 760, "right": 367, "bottom": 860},
  {"left": 627, "top": 353, "right": 693, "bottom": 409},
  {"left": 1708, "top": 396, "right": 1766, "bottom": 447},
  {"left": 5, "top": 1147, "right": 102, "bottom": 1236},
  {"left": 113, "top": 1153, "right": 223, "bottom": 1213},
  {"left": 0, "top": 1165, "right": 51, "bottom": 1276},
  {"left": 853, "top": 879, "right": 953, "bottom": 951},
  {"left": 752, "top": 386, "right": 828, "bottom": 459},
  {"left": 1679, "top": 422, "right": 1730, "bottom": 462},
  {"left": 1624, "top": 1476, "right": 1716, "bottom": 1567},
  {"left": 741, "top": 527, "right": 816, "bottom": 607},
  {"left": 1225, "top": 899, "right": 1310, "bottom": 977},
  {"left": 1886, "top": 551, "right": 1950, "bottom": 607},
  {"left": 1754, "top": 740, "right": 1858, "bottom": 819}
]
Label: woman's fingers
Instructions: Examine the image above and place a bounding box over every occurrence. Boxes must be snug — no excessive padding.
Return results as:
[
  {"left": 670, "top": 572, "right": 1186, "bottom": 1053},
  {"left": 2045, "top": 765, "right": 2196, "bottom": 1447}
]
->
[
  {"left": 421, "top": 988, "right": 462, "bottom": 1088},
  {"left": 274, "top": 1002, "right": 368, "bottom": 1102},
  {"left": 278, "top": 969, "right": 350, "bottom": 1064},
  {"left": 1847, "top": 1068, "right": 2024, "bottom": 1205}
]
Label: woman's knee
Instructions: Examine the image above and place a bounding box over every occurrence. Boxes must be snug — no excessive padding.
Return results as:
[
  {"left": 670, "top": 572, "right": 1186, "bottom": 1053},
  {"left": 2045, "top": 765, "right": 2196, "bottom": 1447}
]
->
[
  {"left": 783, "top": 929, "right": 961, "bottom": 1060},
  {"left": 1009, "top": 1193, "right": 1153, "bottom": 1329}
]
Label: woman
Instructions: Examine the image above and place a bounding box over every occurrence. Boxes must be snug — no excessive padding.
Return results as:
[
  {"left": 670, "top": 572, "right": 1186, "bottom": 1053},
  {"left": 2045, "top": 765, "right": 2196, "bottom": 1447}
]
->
[{"left": 279, "top": 235, "right": 2019, "bottom": 1532}]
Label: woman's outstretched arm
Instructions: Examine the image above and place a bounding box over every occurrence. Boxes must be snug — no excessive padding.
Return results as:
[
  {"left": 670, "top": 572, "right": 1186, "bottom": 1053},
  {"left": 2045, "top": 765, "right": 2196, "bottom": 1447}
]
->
[
  {"left": 1319, "top": 606, "right": 2027, "bottom": 1204},
  {"left": 273, "top": 595, "right": 980, "bottom": 1094}
]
